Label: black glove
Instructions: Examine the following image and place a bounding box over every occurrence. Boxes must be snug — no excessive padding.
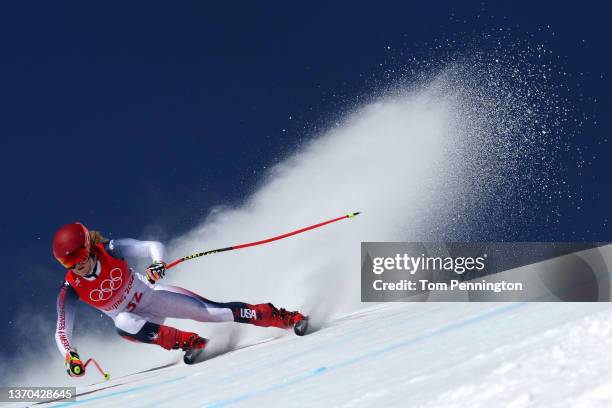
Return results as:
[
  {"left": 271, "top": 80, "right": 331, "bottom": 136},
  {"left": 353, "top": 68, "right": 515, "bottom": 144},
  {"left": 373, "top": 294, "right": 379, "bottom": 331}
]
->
[
  {"left": 146, "top": 261, "right": 167, "bottom": 284},
  {"left": 65, "top": 350, "right": 85, "bottom": 377}
]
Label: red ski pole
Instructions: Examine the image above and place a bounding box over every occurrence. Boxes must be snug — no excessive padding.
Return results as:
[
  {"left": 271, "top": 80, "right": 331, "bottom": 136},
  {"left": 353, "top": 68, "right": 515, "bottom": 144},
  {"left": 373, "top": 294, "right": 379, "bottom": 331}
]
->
[
  {"left": 165, "top": 212, "right": 360, "bottom": 270},
  {"left": 84, "top": 358, "right": 110, "bottom": 380}
]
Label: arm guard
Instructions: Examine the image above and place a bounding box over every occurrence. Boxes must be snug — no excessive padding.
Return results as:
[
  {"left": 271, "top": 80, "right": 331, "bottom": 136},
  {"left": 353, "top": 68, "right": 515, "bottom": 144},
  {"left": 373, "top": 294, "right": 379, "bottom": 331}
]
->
[{"left": 55, "top": 282, "right": 79, "bottom": 357}]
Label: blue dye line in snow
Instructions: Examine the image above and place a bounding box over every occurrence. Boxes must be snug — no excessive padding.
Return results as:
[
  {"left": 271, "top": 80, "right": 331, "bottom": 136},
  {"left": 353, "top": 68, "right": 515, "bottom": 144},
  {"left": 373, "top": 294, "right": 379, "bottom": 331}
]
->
[
  {"left": 139, "top": 304, "right": 454, "bottom": 407},
  {"left": 202, "top": 302, "right": 526, "bottom": 408},
  {"left": 50, "top": 303, "right": 524, "bottom": 407},
  {"left": 221, "top": 303, "right": 451, "bottom": 384},
  {"left": 203, "top": 367, "right": 329, "bottom": 408},
  {"left": 51, "top": 375, "right": 187, "bottom": 407}
]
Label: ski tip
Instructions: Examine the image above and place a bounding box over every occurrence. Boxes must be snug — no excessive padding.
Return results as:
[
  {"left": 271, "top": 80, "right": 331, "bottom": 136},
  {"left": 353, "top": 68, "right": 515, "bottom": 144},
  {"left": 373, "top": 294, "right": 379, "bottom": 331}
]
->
[
  {"left": 294, "top": 317, "right": 309, "bottom": 336},
  {"left": 184, "top": 348, "right": 207, "bottom": 365}
]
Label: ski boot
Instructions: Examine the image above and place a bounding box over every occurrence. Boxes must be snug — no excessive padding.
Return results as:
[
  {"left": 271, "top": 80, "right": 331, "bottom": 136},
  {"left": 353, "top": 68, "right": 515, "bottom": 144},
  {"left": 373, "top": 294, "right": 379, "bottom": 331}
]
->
[
  {"left": 249, "top": 303, "right": 309, "bottom": 336},
  {"left": 180, "top": 333, "right": 208, "bottom": 365}
]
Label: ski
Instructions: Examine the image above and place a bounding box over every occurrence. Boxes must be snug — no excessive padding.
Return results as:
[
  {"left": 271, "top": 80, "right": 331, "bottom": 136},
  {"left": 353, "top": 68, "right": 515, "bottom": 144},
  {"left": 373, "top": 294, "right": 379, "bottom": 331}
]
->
[{"left": 184, "top": 348, "right": 206, "bottom": 365}]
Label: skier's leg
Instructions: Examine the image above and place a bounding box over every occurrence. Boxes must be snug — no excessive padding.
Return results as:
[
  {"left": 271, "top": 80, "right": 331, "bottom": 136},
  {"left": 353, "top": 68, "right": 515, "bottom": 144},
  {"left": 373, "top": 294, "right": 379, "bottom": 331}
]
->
[
  {"left": 143, "top": 284, "right": 306, "bottom": 329},
  {"left": 113, "top": 312, "right": 206, "bottom": 351}
]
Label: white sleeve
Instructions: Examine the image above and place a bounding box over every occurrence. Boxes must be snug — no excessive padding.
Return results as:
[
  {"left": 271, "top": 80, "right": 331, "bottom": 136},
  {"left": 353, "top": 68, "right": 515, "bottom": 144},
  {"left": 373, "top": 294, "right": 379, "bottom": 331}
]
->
[
  {"left": 107, "top": 238, "right": 165, "bottom": 262},
  {"left": 55, "top": 282, "right": 78, "bottom": 357}
]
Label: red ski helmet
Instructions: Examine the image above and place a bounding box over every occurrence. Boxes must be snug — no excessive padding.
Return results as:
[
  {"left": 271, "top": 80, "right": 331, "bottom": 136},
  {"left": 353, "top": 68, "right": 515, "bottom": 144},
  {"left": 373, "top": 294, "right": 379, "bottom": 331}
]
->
[{"left": 53, "top": 222, "right": 92, "bottom": 269}]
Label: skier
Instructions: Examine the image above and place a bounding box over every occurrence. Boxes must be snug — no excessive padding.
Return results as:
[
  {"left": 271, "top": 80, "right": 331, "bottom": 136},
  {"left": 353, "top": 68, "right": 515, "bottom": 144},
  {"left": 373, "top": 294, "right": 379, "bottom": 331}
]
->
[{"left": 53, "top": 222, "right": 308, "bottom": 377}]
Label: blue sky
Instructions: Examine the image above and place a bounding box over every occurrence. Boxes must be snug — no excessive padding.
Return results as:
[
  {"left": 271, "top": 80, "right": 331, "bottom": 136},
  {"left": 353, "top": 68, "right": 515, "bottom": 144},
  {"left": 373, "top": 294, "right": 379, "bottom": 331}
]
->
[{"left": 0, "top": 1, "right": 610, "bottom": 361}]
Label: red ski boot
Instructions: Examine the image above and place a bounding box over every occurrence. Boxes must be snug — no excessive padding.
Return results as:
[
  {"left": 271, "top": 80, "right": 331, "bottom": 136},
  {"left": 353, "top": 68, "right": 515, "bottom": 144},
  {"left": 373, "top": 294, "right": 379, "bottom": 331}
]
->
[
  {"left": 149, "top": 324, "right": 208, "bottom": 351},
  {"left": 178, "top": 331, "right": 208, "bottom": 365},
  {"left": 179, "top": 332, "right": 208, "bottom": 351},
  {"left": 183, "top": 334, "right": 208, "bottom": 364},
  {"left": 246, "top": 303, "right": 309, "bottom": 335}
]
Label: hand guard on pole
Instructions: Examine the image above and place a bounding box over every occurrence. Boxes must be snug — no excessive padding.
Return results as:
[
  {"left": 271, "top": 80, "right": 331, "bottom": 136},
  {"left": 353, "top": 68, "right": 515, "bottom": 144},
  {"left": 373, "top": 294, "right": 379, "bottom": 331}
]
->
[
  {"left": 65, "top": 350, "right": 85, "bottom": 377},
  {"left": 146, "top": 261, "right": 167, "bottom": 284}
]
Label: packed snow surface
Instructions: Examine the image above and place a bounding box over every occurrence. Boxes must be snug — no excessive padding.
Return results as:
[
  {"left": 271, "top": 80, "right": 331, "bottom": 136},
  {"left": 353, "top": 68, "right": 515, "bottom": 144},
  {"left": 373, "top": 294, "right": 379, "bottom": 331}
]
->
[{"left": 26, "top": 299, "right": 612, "bottom": 408}]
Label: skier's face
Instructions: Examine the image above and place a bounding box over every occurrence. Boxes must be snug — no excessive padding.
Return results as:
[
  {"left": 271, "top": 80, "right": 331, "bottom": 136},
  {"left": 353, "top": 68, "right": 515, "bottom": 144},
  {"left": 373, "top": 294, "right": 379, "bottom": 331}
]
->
[{"left": 72, "top": 254, "right": 95, "bottom": 276}]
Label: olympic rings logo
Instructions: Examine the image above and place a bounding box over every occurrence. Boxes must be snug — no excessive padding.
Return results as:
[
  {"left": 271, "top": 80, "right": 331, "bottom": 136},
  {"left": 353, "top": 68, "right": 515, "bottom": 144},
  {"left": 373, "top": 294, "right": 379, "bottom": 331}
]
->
[{"left": 89, "top": 268, "right": 123, "bottom": 302}]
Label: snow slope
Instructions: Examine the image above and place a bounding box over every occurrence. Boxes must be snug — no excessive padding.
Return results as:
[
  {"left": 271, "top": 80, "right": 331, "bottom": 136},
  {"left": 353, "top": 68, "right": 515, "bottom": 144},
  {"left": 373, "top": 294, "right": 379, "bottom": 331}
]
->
[
  {"left": 32, "top": 301, "right": 612, "bottom": 408},
  {"left": 27, "top": 245, "right": 612, "bottom": 407}
]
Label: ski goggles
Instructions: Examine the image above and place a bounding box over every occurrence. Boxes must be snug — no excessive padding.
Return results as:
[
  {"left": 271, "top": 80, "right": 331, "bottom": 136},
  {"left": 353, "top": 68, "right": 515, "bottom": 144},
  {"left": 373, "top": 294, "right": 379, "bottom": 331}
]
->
[{"left": 57, "top": 246, "right": 91, "bottom": 270}]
